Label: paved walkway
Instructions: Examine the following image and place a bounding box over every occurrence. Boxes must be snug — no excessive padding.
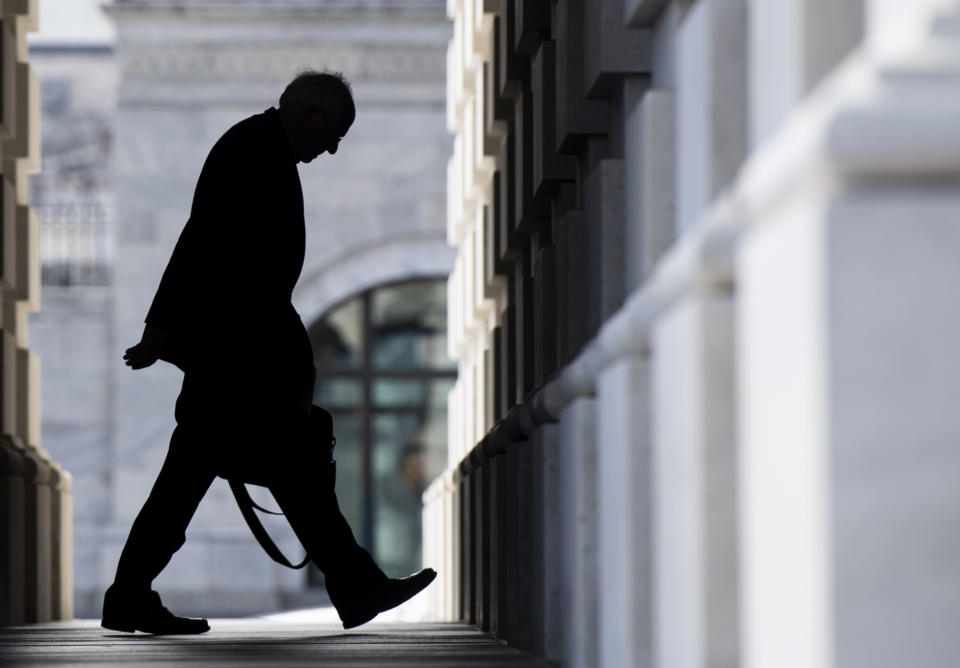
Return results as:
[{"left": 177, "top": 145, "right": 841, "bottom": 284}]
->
[{"left": 0, "top": 617, "right": 551, "bottom": 667}]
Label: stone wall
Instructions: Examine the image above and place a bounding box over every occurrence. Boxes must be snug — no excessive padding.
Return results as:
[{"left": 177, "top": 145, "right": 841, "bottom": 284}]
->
[
  {"left": 0, "top": 0, "right": 73, "bottom": 625},
  {"left": 427, "top": 1, "right": 960, "bottom": 667}
]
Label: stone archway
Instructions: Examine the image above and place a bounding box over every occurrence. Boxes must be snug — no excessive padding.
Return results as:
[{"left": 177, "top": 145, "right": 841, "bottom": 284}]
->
[{"left": 292, "top": 236, "right": 454, "bottom": 328}]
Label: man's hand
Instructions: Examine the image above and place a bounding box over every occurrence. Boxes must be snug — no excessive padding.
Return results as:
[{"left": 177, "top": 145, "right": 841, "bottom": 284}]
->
[{"left": 123, "top": 324, "right": 170, "bottom": 370}]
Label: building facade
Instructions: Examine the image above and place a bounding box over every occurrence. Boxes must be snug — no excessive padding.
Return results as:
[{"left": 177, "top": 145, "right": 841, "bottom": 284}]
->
[
  {"left": 28, "top": 0, "right": 452, "bottom": 618},
  {"left": 426, "top": 1, "right": 960, "bottom": 667},
  {"left": 0, "top": 0, "right": 73, "bottom": 625}
]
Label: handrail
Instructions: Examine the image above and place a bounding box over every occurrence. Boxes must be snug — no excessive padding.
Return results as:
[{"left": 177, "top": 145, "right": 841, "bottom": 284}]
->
[
  {"left": 427, "top": 190, "right": 745, "bottom": 492},
  {"left": 426, "top": 5, "right": 960, "bottom": 500}
]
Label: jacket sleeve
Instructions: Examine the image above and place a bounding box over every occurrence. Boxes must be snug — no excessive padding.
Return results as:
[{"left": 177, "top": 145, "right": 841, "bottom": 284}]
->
[
  {"left": 144, "top": 130, "right": 237, "bottom": 334},
  {"left": 144, "top": 218, "right": 199, "bottom": 334}
]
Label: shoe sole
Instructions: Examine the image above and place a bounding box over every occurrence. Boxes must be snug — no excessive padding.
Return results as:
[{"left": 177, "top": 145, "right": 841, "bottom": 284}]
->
[
  {"left": 341, "top": 569, "right": 437, "bottom": 630},
  {"left": 101, "top": 619, "right": 210, "bottom": 635},
  {"left": 101, "top": 621, "right": 137, "bottom": 633}
]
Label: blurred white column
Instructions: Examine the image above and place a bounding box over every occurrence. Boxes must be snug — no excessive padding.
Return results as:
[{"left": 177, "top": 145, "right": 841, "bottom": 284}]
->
[
  {"left": 558, "top": 398, "right": 599, "bottom": 668},
  {"left": 675, "top": 0, "right": 747, "bottom": 233},
  {"left": 596, "top": 357, "right": 653, "bottom": 668},
  {"left": 739, "top": 183, "right": 960, "bottom": 668},
  {"left": 652, "top": 294, "right": 738, "bottom": 668},
  {"left": 737, "top": 201, "right": 833, "bottom": 668},
  {"left": 625, "top": 87, "right": 676, "bottom": 290},
  {"left": 749, "top": 0, "right": 864, "bottom": 147},
  {"left": 739, "top": 2, "right": 960, "bottom": 665}
]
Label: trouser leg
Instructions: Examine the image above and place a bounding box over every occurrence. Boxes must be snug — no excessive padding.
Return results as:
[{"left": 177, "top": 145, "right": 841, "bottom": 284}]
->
[
  {"left": 269, "top": 461, "right": 387, "bottom": 609},
  {"left": 113, "top": 426, "right": 216, "bottom": 593}
]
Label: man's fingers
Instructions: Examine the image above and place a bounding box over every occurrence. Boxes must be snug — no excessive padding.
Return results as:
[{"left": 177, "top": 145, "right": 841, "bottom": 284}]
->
[{"left": 124, "top": 351, "right": 158, "bottom": 369}]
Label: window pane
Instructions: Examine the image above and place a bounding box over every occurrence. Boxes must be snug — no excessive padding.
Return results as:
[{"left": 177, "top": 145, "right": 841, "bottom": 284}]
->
[
  {"left": 309, "top": 296, "right": 363, "bottom": 370},
  {"left": 370, "top": 376, "right": 453, "bottom": 577},
  {"left": 308, "top": 409, "right": 366, "bottom": 588},
  {"left": 423, "top": 377, "right": 454, "bottom": 480},
  {"left": 329, "top": 411, "right": 365, "bottom": 547},
  {"left": 306, "top": 280, "right": 456, "bottom": 589},
  {"left": 372, "top": 379, "right": 425, "bottom": 408},
  {"left": 314, "top": 378, "right": 363, "bottom": 408},
  {"left": 371, "top": 411, "right": 427, "bottom": 577},
  {"left": 370, "top": 281, "right": 454, "bottom": 370}
]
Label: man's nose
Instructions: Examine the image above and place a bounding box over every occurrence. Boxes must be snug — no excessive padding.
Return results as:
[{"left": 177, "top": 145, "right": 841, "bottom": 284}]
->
[{"left": 328, "top": 143, "right": 338, "bottom": 155}]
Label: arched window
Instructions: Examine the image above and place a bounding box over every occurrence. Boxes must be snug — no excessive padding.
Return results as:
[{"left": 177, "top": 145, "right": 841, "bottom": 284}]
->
[{"left": 306, "top": 278, "right": 455, "bottom": 581}]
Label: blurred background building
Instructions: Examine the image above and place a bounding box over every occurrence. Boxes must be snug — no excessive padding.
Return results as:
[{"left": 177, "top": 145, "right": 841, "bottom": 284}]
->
[{"left": 28, "top": 0, "right": 452, "bottom": 618}]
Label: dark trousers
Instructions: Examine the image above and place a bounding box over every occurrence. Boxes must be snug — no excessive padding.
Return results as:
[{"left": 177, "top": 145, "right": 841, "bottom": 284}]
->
[{"left": 112, "top": 411, "right": 385, "bottom": 613}]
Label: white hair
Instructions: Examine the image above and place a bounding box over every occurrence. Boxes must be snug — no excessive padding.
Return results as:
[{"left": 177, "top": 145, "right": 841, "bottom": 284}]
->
[{"left": 279, "top": 69, "right": 355, "bottom": 118}]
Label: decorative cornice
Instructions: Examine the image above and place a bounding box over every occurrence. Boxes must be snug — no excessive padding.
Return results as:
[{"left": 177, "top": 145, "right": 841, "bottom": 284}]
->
[
  {"left": 118, "top": 42, "right": 445, "bottom": 84},
  {"left": 110, "top": 0, "right": 445, "bottom": 9},
  {"left": 107, "top": 0, "right": 447, "bottom": 22}
]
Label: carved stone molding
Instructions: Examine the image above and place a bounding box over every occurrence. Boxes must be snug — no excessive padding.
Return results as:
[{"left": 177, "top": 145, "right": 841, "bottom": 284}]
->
[
  {"left": 110, "top": 0, "right": 446, "bottom": 17},
  {"left": 119, "top": 42, "right": 445, "bottom": 84}
]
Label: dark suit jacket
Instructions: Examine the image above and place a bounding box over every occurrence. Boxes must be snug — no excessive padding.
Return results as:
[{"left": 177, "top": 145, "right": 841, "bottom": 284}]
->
[{"left": 146, "top": 107, "right": 315, "bottom": 440}]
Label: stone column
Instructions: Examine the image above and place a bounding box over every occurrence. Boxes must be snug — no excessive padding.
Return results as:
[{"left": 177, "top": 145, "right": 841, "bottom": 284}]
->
[
  {"left": 740, "top": 180, "right": 960, "bottom": 668},
  {"left": 737, "top": 196, "right": 833, "bottom": 668},
  {"left": 675, "top": 0, "right": 748, "bottom": 233},
  {"left": 443, "top": 479, "right": 458, "bottom": 621},
  {"left": 535, "top": 423, "right": 563, "bottom": 662},
  {"left": 748, "top": 0, "right": 864, "bottom": 147},
  {"left": 651, "top": 294, "right": 738, "bottom": 668},
  {"left": 460, "top": 469, "right": 474, "bottom": 622},
  {"left": 450, "top": 481, "right": 462, "bottom": 621},
  {"left": 514, "top": 434, "right": 535, "bottom": 651},
  {"left": 472, "top": 460, "right": 488, "bottom": 629},
  {"left": 500, "top": 442, "right": 521, "bottom": 646},
  {"left": 487, "top": 451, "right": 501, "bottom": 636},
  {"left": 625, "top": 88, "right": 675, "bottom": 287},
  {"left": 0, "top": 435, "right": 25, "bottom": 625},
  {"left": 22, "top": 447, "right": 52, "bottom": 623},
  {"left": 524, "top": 424, "right": 548, "bottom": 653},
  {"left": 51, "top": 465, "right": 73, "bottom": 620},
  {"left": 1, "top": 0, "right": 72, "bottom": 623},
  {"left": 738, "top": 5, "right": 960, "bottom": 666},
  {"left": 557, "top": 397, "right": 599, "bottom": 668},
  {"left": 596, "top": 356, "right": 653, "bottom": 668}
]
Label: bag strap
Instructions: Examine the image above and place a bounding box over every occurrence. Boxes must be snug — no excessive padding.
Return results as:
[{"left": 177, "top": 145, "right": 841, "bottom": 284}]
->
[
  {"left": 229, "top": 479, "right": 310, "bottom": 570},
  {"left": 229, "top": 404, "right": 336, "bottom": 570},
  {"left": 245, "top": 495, "right": 284, "bottom": 516}
]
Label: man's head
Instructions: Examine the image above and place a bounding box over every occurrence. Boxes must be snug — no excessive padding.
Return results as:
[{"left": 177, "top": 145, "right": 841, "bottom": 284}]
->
[{"left": 278, "top": 69, "right": 355, "bottom": 163}]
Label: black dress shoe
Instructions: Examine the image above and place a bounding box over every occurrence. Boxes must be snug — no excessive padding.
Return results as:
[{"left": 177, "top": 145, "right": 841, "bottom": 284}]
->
[
  {"left": 339, "top": 568, "right": 437, "bottom": 629},
  {"left": 101, "top": 586, "right": 210, "bottom": 635}
]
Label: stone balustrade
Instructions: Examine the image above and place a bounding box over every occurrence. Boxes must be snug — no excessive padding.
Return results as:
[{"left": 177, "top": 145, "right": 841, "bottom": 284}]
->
[{"left": 425, "top": 1, "right": 960, "bottom": 667}]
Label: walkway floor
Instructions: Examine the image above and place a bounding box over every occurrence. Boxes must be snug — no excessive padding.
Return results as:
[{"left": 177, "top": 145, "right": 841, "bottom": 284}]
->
[{"left": 0, "top": 616, "right": 550, "bottom": 667}]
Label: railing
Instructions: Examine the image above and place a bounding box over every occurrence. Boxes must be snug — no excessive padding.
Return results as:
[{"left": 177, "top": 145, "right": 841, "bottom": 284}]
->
[
  {"left": 37, "top": 203, "right": 113, "bottom": 286},
  {"left": 424, "top": 2, "right": 960, "bottom": 667}
]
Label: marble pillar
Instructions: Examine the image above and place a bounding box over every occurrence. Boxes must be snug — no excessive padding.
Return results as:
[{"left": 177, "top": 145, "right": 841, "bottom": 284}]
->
[{"left": 652, "top": 293, "right": 738, "bottom": 668}]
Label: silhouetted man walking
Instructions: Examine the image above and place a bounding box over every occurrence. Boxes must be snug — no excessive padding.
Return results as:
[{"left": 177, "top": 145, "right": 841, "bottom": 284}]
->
[{"left": 101, "top": 71, "right": 435, "bottom": 635}]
